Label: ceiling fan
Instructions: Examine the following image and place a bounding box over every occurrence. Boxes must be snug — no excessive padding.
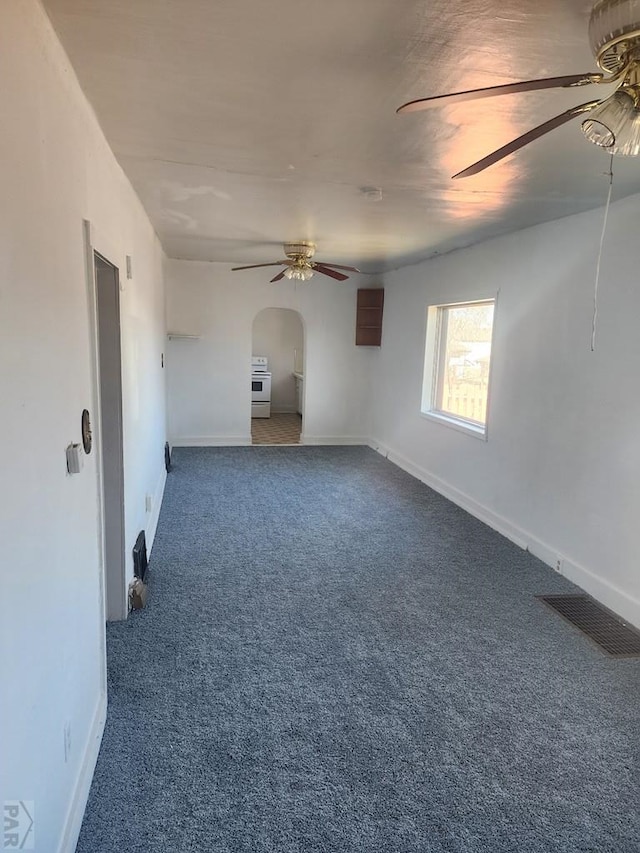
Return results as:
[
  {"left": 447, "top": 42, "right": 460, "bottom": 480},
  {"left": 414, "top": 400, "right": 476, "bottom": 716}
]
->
[
  {"left": 397, "top": 0, "right": 640, "bottom": 178},
  {"left": 231, "top": 242, "right": 360, "bottom": 282}
]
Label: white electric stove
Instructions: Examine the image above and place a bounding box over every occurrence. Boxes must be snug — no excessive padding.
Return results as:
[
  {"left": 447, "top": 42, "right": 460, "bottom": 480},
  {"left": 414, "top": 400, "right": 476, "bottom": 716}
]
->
[{"left": 251, "top": 355, "right": 271, "bottom": 418}]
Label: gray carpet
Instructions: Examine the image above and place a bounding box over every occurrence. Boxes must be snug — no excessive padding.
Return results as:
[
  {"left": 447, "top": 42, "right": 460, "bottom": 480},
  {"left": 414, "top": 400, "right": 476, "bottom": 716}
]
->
[{"left": 76, "top": 446, "right": 640, "bottom": 852}]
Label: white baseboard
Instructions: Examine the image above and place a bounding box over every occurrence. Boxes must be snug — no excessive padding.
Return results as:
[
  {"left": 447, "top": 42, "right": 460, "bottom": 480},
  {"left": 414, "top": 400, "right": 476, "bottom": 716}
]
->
[
  {"left": 170, "top": 436, "right": 251, "bottom": 447},
  {"left": 369, "top": 437, "right": 640, "bottom": 630},
  {"left": 57, "top": 689, "right": 107, "bottom": 853},
  {"left": 549, "top": 554, "right": 640, "bottom": 630},
  {"left": 370, "top": 439, "right": 528, "bottom": 549},
  {"left": 302, "top": 435, "right": 368, "bottom": 446},
  {"left": 171, "top": 435, "right": 367, "bottom": 448}
]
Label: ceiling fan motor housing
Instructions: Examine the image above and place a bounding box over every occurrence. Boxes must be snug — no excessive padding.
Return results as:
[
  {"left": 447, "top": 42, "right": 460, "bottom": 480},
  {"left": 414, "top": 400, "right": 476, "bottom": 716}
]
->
[
  {"left": 589, "top": 0, "right": 640, "bottom": 71},
  {"left": 284, "top": 241, "right": 315, "bottom": 260}
]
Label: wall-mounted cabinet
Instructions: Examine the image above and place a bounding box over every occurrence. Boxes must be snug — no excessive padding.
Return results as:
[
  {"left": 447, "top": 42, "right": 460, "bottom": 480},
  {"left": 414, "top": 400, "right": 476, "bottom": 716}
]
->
[{"left": 355, "top": 288, "right": 384, "bottom": 347}]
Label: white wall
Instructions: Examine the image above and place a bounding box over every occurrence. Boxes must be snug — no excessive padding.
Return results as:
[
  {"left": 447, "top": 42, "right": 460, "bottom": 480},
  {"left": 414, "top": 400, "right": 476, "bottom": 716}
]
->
[
  {"left": 371, "top": 193, "right": 640, "bottom": 629},
  {"left": 253, "top": 308, "right": 304, "bottom": 412},
  {"left": 0, "top": 2, "right": 167, "bottom": 851},
  {"left": 166, "top": 260, "right": 373, "bottom": 444}
]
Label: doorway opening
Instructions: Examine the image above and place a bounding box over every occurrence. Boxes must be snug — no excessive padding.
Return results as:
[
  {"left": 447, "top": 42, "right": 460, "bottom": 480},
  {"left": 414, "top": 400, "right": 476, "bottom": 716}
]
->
[
  {"left": 251, "top": 308, "right": 304, "bottom": 445},
  {"left": 94, "top": 253, "right": 126, "bottom": 620}
]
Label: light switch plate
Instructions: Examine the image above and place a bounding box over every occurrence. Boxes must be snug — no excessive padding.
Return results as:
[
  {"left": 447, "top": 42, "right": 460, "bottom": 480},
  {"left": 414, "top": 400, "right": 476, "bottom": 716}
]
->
[{"left": 66, "top": 443, "right": 82, "bottom": 475}]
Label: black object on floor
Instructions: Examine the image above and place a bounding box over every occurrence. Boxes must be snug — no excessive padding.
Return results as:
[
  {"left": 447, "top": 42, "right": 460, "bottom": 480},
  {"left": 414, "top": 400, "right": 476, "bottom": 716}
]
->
[
  {"left": 132, "top": 530, "right": 148, "bottom": 581},
  {"left": 538, "top": 594, "right": 640, "bottom": 657}
]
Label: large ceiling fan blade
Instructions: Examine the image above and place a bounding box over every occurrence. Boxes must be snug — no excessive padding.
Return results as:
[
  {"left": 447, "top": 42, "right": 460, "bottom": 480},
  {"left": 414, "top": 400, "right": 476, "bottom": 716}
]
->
[
  {"left": 231, "top": 261, "right": 290, "bottom": 271},
  {"left": 314, "top": 264, "right": 349, "bottom": 281},
  {"left": 270, "top": 270, "right": 287, "bottom": 282},
  {"left": 452, "top": 100, "right": 602, "bottom": 179},
  {"left": 318, "top": 263, "right": 361, "bottom": 272},
  {"left": 396, "top": 74, "right": 603, "bottom": 114}
]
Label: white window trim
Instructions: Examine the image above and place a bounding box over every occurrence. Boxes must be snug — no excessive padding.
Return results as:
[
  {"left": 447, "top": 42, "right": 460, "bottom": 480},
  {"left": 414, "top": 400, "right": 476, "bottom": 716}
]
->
[
  {"left": 420, "top": 409, "right": 488, "bottom": 440},
  {"left": 421, "top": 296, "right": 497, "bottom": 440}
]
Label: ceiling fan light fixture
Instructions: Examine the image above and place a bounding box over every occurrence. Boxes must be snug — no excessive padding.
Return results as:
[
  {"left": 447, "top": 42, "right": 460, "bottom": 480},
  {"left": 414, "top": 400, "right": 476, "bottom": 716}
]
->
[
  {"left": 581, "top": 89, "right": 640, "bottom": 152},
  {"left": 284, "top": 264, "right": 313, "bottom": 281},
  {"left": 581, "top": 117, "right": 616, "bottom": 147}
]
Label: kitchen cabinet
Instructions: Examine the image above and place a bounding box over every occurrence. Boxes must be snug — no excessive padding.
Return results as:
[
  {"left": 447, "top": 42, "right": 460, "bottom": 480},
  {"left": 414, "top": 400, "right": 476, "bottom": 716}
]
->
[{"left": 356, "top": 288, "right": 384, "bottom": 346}]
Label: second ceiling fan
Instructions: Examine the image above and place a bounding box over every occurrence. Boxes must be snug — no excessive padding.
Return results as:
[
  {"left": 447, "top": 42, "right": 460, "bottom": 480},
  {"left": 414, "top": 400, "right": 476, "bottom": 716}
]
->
[
  {"left": 397, "top": 0, "right": 640, "bottom": 178},
  {"left": 232, "top": 242, "right": 359, "bottom": 282}
]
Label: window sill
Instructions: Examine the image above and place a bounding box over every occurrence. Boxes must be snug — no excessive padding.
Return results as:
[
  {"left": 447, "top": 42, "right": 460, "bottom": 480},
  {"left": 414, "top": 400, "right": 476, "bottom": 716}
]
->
[{"left": 420, "top": 410, "right": 488, "bottom": 441}]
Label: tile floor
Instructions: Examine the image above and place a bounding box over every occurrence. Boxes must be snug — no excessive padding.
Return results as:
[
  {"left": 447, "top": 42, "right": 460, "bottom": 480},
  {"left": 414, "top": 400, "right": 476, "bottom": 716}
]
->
[{"left": 251, "top": 412, "right": 302, "bottom": 445}]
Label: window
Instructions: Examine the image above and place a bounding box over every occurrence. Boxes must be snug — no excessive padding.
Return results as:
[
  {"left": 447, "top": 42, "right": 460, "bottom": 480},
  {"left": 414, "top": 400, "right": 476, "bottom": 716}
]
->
[{"left": 422, "top": 299, "right": 495, "bottom": 437}]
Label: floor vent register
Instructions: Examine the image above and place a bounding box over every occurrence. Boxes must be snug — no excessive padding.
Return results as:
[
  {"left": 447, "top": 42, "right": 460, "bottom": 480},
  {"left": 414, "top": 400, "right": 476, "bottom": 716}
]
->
[{"left": 538, "top": 594, "right": 640, "bottom": 657}]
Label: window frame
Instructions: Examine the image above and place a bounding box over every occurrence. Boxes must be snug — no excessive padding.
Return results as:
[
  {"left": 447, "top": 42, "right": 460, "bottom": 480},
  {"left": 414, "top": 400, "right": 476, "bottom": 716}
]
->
[{"left": 421, "top": 297, "right": 496, "bottom": 440}]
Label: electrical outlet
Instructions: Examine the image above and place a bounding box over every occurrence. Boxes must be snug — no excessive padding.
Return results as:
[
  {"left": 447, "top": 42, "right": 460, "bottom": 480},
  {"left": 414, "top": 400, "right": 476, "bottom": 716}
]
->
[
  {"left": 145, "top": 494, "right": 152, "bottom": 513},
  {"left": 63, "top": 722, "right": 72, "bottom": 763},
  {"left": 555, "top": 557, "right": 563, "bottom": 573}
]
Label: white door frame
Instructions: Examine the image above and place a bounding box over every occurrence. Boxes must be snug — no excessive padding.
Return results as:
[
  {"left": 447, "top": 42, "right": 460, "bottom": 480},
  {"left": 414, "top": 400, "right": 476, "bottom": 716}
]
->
[
  {"left": 83, "top": 220, "right": 128, "bottom": 625},
  {"left": 251, "top": 307, "right": 306, "bottom": 439}
]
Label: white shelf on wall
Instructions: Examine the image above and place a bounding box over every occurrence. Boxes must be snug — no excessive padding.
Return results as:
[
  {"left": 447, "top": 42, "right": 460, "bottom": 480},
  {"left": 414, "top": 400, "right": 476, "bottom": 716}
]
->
[{"left": 167, "top": 332, "right": 201, "bottom": 340}]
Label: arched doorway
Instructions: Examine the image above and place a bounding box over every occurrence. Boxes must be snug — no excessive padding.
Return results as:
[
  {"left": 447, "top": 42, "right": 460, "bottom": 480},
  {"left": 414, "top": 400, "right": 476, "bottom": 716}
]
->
[{"left": 251, "top": 308, "right": 304, "bottom": 445}]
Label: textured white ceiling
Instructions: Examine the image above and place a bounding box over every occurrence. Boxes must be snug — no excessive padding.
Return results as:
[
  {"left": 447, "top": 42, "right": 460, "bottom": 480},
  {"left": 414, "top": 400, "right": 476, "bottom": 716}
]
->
[{"left": 42, "top": 0, "right": 640, "bottom": 271}]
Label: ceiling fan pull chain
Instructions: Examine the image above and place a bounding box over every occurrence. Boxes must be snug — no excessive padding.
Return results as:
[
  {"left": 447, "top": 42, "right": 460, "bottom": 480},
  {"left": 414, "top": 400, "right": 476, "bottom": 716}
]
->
[{"left": 591, "top": 153, "right": 614, "bottom": 352}]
